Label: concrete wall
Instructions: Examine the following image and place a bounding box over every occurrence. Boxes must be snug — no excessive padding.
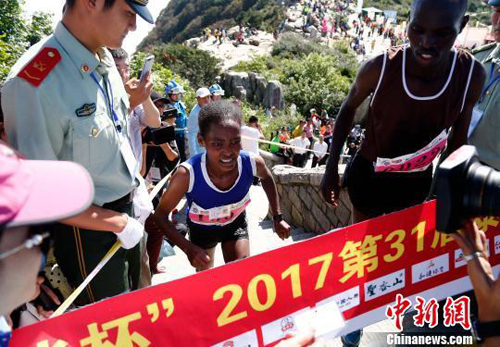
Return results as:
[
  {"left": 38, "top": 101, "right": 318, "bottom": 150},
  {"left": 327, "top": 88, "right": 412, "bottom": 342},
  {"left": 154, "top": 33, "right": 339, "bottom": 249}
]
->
[{"left": 266, "top": 157, "right": 352, "bottom": 235}]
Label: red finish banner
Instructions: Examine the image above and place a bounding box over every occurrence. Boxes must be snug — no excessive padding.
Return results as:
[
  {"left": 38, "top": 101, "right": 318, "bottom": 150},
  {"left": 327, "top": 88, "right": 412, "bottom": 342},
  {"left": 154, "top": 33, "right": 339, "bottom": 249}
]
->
[{"left": 11, "top": 201, "right": 500, "bottom": 346}]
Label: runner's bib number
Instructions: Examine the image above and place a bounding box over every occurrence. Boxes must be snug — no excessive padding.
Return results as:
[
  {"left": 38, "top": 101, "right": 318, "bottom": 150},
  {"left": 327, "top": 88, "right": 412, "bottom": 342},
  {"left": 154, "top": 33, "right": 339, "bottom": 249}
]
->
[
  {"left": 189, "top": 193, "right": 251, "bottom": 226},
  {"left": 374, "top": 130, "right": 448, "bottom": 173}
]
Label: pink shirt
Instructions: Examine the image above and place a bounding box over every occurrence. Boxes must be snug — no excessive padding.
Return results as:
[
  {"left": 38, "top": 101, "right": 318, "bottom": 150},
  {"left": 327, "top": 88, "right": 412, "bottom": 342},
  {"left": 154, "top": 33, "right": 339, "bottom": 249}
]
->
[{"left": 303, "top": 123, "right": 314, "bottom": 138}]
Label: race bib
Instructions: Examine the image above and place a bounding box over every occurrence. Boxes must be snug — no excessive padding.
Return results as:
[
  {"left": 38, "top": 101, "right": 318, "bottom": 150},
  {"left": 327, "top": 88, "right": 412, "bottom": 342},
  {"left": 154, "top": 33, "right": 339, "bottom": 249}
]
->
[
  {"left": 189, "top": 193, "right": 251, "bottom": 226},
  {"left": 374, "top": 130, "right": 448, "bottom": 173}
]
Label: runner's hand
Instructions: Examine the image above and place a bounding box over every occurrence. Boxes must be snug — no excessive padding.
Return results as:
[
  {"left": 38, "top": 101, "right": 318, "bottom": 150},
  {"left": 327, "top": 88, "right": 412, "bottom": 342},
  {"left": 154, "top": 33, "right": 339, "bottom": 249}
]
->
[
  {"left": 452, "top": 221, "right": 500, "bottom": 322},
  {"left": 187, "top": 244, "right": 211, "bottom": 269},
  {"left": 116, "top": 215, "right": 144, "bottom": 249},
  {"left": 274, "top": 220, "right": 291, "bottom": 240},
  {"left": 320, "top": 169, "right": 340, "bottom": 207}
]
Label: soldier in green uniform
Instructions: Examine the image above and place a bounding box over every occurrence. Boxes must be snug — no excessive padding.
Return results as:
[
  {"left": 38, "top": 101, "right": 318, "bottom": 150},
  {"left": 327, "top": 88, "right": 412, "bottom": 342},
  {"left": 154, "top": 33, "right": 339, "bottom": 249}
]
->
[
  {"left": 1, "top": 0, "right": 154, "bottom": 306},
  {"left": 469, "top": 0, "right": 500, "bottom": 170}
]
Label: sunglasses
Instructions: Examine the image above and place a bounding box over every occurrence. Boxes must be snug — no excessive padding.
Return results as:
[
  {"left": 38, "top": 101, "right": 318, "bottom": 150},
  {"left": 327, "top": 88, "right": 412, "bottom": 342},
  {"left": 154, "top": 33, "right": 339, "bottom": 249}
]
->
[{"left": 0, "top": 224, "right": 53, "bottom": 261}]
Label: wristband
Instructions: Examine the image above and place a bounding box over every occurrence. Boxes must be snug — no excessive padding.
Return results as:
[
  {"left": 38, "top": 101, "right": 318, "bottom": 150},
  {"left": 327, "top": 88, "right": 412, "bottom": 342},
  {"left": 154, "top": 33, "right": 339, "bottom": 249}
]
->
[
  {"left": 273, "top": 214, "right": 283, "bottom": 223},
  {"left": 473, "top": 320, "right": 500, "bottom": 342},
  {"left": 464, "top": 252, "right": 482, "bottom": 262}
]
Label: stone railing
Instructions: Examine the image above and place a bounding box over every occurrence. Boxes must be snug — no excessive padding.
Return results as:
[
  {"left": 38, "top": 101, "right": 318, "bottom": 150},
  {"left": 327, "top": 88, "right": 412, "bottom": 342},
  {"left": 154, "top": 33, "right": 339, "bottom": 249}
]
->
[{"left": 270, "top": 164, "right": 352, "bottom": 235}]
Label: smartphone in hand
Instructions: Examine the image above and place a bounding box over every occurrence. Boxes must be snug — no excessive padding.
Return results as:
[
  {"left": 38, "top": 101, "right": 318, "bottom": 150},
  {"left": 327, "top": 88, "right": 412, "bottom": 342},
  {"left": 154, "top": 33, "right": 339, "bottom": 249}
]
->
[{"left": 139, "top": 55, "right": 155, "bottom": 82}]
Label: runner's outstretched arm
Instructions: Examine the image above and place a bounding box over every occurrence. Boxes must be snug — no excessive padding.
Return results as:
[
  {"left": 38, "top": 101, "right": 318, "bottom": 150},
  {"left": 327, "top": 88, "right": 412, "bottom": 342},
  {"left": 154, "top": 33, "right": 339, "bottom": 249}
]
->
[
  {"left": 153, "top": 167, "right": 211, "bottom": 269},
  {"left": 320, "top": 55, "right": 383, "bottom": 206},
  {"left": 255, "top": 155, "right": 291, "bottom": 239}
]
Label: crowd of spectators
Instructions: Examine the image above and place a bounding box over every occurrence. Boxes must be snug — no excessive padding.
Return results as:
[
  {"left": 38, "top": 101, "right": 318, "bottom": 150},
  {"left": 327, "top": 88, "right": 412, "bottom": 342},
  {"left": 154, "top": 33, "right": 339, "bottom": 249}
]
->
[{"left": 1, "top": 1, "right": 499, "bottom": 347}]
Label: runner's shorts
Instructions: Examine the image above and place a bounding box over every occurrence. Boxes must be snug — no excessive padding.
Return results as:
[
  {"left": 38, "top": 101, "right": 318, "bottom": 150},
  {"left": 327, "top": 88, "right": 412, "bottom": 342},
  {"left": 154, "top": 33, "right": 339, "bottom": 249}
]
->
[
  {"left": 188, "top": 212, "right": 249, "bottom": 249},
  {"left": 346, "top": 154, "right": 433, "bottom": 218}
]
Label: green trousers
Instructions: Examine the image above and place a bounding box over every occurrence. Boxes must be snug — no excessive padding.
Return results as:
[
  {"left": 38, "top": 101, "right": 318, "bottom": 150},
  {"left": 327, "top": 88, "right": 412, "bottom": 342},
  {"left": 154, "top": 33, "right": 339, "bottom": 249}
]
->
[{"left": 53, "top": 201, "right": 140, "bottom": 306}]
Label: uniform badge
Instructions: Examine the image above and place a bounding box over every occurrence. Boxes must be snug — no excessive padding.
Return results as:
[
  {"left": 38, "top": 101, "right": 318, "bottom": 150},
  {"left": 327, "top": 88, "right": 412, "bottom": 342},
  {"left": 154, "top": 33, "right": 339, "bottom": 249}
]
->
[
  {"left": 18, "top": 47, "right": 61, "bottom": 87},
  {"left": 76, "top": 103, "right": 96, "bottom": 117}
]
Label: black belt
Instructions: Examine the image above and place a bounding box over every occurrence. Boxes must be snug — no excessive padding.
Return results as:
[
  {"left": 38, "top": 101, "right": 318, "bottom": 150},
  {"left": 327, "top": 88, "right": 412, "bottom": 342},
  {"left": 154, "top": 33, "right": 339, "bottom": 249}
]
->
[{"left": 103, "top": 192, "right": 133, "bottom": 210}]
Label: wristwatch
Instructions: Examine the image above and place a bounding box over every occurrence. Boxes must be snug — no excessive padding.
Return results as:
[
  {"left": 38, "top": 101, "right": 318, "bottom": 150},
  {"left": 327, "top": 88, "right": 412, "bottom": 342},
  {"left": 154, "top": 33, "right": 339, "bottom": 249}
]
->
[
  {"left": 273, "top": 214, "right": 283, "bottom": 223},
  {"left": 473, "top": 320, "right": 500, "bottom": 342}
]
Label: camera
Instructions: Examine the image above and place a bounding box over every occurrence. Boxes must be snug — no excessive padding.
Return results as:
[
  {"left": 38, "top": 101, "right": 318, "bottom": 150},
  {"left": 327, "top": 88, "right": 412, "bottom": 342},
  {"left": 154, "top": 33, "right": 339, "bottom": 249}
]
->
[
  {"left": 161, "top": 105, "right": 178, "bottom": 121},
  {"left": 142, "top": 126, "right": 176, "bottom": 145},
  {"left": 436, "top": 145, "right": 500, "bottom": 233}
]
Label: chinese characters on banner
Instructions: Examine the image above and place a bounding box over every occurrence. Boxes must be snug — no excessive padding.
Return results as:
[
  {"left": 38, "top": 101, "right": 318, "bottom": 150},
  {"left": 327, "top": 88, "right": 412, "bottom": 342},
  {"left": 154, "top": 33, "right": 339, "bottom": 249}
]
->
[
  {"left": 386, "top": 294, "right": 471, "bottom": 331},
  {"left": 10, "top": 201, "right": 500, "bottom": 346}
]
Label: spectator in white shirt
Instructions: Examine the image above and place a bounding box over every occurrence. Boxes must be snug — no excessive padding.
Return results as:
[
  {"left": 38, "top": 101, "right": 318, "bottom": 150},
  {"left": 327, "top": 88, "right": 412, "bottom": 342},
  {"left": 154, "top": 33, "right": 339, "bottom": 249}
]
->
[
  {"left": 241, "top": 116, "right": 264, "bottom": 155},
  {"left": 290, "top": 131, "right": 310, "bottom": 168},
  {"left": 312, "top": 135, "right": 328, "bottom": 168}
]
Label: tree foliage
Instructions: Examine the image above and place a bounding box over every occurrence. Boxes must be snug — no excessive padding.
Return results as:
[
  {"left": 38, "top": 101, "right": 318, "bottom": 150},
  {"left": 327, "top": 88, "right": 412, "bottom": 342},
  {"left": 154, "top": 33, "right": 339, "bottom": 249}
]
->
[
  {"left": 143, "top": 44, "right": 222, "bottom": 89},
  {"left": 232, "top": 55, "right": 278, "bottom": 77},
  {"left": 0, "top": 1, "right": 53, "bottom": 82},
  {"left": 130, "top": 51, "right": 196, "bottom": 112},
  {"left": 25, "top": 12, "right": 54, "bottom": 47},
  {"left": 279, "top": 53, "right": 355, "bottom": 116},
  {"left": 233, "top": 35, "right": 358, "bottom": 116},
  {"left": 0, "top": 1, "right": 26, "bottom": 44}
]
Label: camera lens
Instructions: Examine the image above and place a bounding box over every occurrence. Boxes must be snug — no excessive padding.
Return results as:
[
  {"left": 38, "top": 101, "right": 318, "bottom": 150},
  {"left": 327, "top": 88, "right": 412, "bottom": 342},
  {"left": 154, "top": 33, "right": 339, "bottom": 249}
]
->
[
  {"left": 464, "top": 162, "right": 500, "bottom": 218},
  {"left": 436, "top": 145, "right": 500, "bottom": 233}
]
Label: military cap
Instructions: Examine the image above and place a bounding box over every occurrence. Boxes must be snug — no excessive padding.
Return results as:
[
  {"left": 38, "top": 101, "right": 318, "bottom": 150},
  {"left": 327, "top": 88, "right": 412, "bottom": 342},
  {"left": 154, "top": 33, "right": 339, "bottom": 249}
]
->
[{"left": 126, "top": 0, "right": 154, "bottom": 24}]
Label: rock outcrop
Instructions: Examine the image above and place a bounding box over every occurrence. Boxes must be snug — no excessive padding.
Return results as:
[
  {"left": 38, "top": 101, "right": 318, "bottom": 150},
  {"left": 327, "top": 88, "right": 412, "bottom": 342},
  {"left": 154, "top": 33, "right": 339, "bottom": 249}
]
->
[{"left": 220, "top": 71, "right": 285, "bottom": 110}]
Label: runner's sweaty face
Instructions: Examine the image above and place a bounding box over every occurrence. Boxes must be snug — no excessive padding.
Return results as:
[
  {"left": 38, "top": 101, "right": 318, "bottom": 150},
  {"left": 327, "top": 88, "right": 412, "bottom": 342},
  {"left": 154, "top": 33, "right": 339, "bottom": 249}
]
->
[
  {"left": 199, "top": 122, "right": 241, "bottom": 174},
  {"left": 407, "top": 0, "right": 467, "bottom": 68}
]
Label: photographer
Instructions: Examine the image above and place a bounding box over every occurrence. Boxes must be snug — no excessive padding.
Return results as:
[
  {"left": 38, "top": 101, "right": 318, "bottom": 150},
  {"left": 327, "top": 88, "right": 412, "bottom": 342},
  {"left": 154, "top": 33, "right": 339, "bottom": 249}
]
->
[
  {"left": 452, "top": 222, "right": 500, "bottom": 347},
  {"left": 143, "top": 92, "right": 179, "bottom": 181},
  {"left": 436, "top": 144, "right": 500, "bottom": 345}
]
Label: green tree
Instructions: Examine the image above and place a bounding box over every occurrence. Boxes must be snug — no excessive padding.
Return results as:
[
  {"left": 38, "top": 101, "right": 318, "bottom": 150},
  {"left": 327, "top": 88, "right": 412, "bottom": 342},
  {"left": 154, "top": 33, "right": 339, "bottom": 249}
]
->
[
  {"left": 25, "top": 12, "right": 54, "bottom": 46},
  {"left": 147, "top": 44, "right": 222, "bottom": 88},
  {"left": 279, "top": 53, "right": 355, "bottom": 115},
  {"left": 0, "top": 1, "right": 54, "bottom": 82},
  {"left": 0, "top": 0, "right": 26, "bottom": 44},
  {"left": 130, "top": 51, "right": 197, "bottom": 112}
]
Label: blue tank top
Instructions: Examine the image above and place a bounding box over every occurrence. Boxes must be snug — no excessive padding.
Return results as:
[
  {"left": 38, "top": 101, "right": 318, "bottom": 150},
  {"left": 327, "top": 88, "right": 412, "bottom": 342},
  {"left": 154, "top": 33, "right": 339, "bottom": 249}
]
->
[{"left": 181, "top": 151, "right": 256, "bottom": 230}]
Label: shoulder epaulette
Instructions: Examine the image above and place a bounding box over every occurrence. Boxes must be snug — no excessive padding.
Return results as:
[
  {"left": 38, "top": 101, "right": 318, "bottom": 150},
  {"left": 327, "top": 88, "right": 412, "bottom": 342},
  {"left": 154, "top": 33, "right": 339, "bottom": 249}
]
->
[
  {"left": 472, "top": 43, "right": 497, "bottom": 55},
  {"left": 18, "top": 47, "right": 61, "bottom": 87}
]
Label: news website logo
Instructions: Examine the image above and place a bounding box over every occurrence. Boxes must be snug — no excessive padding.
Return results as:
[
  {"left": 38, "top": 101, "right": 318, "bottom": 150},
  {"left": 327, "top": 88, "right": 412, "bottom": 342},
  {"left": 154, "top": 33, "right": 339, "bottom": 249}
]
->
[{"left": 385, "top": 294, "right": 471, "bottom": 331}]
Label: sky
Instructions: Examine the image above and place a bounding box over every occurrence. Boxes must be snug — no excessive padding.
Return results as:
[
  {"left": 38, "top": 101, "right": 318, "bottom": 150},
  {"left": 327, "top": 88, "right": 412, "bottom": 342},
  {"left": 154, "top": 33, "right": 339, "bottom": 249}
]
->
[{"left": 22, "top": 0, "right": 169, "bottom": 54}]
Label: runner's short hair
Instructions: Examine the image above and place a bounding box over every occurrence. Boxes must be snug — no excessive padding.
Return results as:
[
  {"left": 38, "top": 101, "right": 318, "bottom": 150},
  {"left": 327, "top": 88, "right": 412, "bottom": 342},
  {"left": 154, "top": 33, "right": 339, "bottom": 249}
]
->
[
  {"left": 199, "top": 100, "right": 242, "bottom": 138},
  {"left": 411, "top": 0, "right": 468, "bottom": 19}
]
